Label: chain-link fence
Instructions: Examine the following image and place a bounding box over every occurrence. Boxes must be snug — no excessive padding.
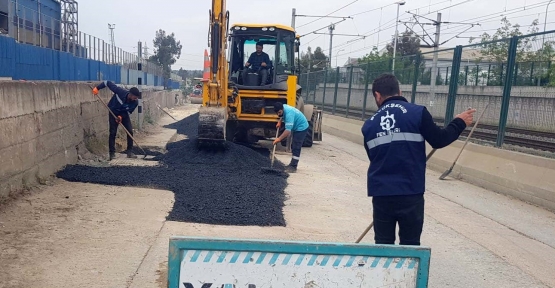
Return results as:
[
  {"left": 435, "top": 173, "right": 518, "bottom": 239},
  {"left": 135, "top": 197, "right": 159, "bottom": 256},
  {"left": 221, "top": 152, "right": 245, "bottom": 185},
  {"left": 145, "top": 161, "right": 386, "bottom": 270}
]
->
[{"left": 299, "top": 30, "right": 555, "bottom": 150}]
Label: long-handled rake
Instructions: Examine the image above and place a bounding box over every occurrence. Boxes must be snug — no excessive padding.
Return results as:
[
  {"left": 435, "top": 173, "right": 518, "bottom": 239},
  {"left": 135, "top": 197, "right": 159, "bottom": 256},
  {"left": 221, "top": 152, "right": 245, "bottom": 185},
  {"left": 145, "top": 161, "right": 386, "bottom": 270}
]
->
[
  {"left": 439, "top": 104, "right": 489, "bottom": 180},
  {"left": 156, "top": 103, "right": 178, "bottom": 121}
]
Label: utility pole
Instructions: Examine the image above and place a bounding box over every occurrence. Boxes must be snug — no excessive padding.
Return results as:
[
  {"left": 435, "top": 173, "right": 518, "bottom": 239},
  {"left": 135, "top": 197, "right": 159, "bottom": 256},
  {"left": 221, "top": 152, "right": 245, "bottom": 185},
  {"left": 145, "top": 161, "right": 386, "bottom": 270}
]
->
[
  {"left": 392, "top": 1, "right": 406, "bottom": 75},
  {"left": 328, "top": 24, "right": 335, "bottom": 68},
  {"left": 430, "top": 13, "right": 441, "bottom": 107},
  {"left": 108, "top": 24, "right": 115, "bottom": 64},
  {"left": 291, "top": 8, "right": 296, "bottom": 29},
  {"left": 538, "top": 0, "right": 553, "bottom": 86},
  {"left": 400, "top": 11, "right": 478, "bottom": 107},
  {"left": 137, "top": 41, "right": 142, "bottom": 59}
]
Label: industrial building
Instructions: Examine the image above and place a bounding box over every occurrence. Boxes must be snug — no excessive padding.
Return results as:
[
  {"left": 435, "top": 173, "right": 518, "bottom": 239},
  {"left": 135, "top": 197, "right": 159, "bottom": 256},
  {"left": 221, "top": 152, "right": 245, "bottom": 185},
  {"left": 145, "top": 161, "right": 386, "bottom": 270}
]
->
[{"left": 0, "top": 0, "right": 78, "bottom": 52}]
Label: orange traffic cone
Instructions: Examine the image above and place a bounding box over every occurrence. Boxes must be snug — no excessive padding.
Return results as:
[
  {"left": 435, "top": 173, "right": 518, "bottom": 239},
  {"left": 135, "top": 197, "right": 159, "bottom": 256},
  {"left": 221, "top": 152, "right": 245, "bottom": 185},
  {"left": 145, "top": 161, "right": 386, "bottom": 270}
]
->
[{"left": 201, "top": 49, "right": 210, "bottom": 82}]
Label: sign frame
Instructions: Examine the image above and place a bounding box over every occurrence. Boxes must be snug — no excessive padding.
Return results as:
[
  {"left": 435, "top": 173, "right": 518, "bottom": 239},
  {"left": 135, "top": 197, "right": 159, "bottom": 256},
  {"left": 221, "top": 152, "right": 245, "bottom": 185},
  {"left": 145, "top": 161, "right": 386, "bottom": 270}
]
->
[{"left": 168, "top": 236, "right": 431, "bottom": 288}]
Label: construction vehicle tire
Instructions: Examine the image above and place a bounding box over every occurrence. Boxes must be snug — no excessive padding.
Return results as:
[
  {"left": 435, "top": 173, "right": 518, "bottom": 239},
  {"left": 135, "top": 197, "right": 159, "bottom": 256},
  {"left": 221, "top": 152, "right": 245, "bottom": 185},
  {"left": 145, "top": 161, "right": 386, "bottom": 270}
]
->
[
  {"left": 190, "top": 97, "right": 203, "bottom": 104},
  {"left": 302, "top": 113, "right": 315, "bottom": 147},
  {"left": 295, "top": 93, "right": 304, "bottom": 111}
]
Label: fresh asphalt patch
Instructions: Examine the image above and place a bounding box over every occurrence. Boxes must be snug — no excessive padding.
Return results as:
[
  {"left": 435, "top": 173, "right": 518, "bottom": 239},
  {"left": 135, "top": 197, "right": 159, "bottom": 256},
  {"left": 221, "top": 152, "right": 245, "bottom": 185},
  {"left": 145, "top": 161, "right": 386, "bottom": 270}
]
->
[{"left": 57, "top": 113, "right": 288, "bottom": 226}]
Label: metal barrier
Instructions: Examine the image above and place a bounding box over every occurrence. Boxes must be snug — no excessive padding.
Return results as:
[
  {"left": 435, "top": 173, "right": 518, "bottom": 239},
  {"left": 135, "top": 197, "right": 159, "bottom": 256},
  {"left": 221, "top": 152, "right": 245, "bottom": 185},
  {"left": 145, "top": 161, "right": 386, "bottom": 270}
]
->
[
  {"left": 0, "top": 0, "right": 185, "bottom": 86},
  {"left": 299, "top": 30, "right": 555, "bottom": 149}
]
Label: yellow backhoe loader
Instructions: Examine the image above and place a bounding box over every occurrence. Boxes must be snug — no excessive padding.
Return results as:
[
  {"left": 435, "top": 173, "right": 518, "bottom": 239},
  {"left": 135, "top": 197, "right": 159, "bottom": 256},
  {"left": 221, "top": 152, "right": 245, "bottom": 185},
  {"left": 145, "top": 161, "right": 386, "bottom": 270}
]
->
[{"left": 197, "top": 0, "right": 322, "bottom": 149}]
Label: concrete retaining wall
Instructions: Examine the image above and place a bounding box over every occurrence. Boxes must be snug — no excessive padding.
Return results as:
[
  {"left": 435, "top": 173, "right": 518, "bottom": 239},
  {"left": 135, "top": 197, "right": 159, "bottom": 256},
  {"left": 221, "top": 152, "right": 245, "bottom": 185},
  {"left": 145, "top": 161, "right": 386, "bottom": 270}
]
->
[
  {"left": 311, "top": 84, "right": 555, "bottom": 133},
  {"left": 0, "top": 81, "right": 176, "bottom": 202},
  {"left": 322, "top": 113, "right": 555, "bottom": 212}
]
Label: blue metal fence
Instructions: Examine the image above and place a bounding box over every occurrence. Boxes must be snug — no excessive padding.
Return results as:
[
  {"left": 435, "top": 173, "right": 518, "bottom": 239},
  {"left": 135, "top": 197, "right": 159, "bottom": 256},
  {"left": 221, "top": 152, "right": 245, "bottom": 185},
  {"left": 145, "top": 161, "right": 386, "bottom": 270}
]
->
[{"left": 0, "top": 35, "right": 168, "bottom": 86}]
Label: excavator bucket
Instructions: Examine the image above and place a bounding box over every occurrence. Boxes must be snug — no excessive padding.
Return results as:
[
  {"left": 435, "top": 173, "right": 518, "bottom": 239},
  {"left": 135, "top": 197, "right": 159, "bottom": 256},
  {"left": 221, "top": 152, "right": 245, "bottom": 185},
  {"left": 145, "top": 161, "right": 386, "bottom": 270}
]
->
[{"left": 197, "top": 106, "right": 227, "bottom": 146}]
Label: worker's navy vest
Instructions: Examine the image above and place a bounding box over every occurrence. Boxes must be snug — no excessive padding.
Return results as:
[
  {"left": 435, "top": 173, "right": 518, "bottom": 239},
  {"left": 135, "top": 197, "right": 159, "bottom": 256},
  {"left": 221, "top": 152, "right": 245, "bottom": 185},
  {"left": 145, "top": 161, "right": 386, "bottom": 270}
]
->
[{"left": 361, "top": 97, "right": 426, "bottom": 197}]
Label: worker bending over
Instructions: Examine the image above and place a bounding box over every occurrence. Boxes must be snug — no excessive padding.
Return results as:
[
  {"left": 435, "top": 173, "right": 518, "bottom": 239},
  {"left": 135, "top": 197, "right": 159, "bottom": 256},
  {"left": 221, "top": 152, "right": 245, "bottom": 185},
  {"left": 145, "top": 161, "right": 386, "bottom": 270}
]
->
[
  {"left": 92, "top": 81, "right": 142, "bottom": 161},
  {"left": 361, "top": 74, "right": 475, "bottom": 246},
  {"left": 273, "top": 102, "right": 309, "bottom": 173}
]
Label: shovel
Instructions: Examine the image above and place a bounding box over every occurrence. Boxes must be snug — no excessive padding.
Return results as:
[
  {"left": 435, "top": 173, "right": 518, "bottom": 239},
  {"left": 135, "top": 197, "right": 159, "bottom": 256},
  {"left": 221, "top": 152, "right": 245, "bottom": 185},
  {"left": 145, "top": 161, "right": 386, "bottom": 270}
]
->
[{"left": 261, "top": 129, "right": 282, "bottom": 174}]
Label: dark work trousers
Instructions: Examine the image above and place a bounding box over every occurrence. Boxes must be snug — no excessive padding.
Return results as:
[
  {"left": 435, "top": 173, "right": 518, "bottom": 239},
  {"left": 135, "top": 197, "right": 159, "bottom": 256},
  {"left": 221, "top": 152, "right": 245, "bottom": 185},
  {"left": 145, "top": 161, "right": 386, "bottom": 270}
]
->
[
  {"left": 372, "top": 194, "right": 425, "bottom": 246},
  {"left": 247, "top": 67, "right": 268, "bottom": 85},
  {"left": 289, "top": 128, "right": 308, "bottom": 167},
  {"left": 108, "top": 113, "right": 133, "bottom": 153}
]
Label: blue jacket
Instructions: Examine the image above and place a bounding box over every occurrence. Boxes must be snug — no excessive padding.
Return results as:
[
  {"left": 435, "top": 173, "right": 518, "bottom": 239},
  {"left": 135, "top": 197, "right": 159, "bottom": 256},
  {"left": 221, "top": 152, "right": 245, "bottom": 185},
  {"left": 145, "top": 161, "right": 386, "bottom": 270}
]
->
[
  {"left": 283, "top": 104, "right": 309, "bottom": 132},
  {"left": 361, "top": 96, "right": 467, "bottom": 197},
  {"left": 96, "top": 81, "right": 138, "bottom": 117}
]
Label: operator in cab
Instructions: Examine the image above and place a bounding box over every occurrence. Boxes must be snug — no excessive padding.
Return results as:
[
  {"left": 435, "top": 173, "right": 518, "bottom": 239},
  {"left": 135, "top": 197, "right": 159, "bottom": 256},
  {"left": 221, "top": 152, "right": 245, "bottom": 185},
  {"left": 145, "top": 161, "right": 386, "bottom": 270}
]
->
[
  {"left": 245, "top": 42, "right": 271, "bottom": 86},
  {"left": 273, "top": 102, "right": 309, "bottom": 173}
]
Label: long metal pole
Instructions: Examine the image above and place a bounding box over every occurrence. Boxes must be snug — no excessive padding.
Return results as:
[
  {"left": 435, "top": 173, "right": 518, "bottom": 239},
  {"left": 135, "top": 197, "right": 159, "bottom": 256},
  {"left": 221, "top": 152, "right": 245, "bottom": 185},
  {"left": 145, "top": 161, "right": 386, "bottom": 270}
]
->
[
  {"left": 291, "top": 8, "right": 296, "bottom": 29},
  {"left": 538, "top": 0, "right": 553, "bottom": 86},
  {"left": 376, "top": 8, "right": 383, "bottom": 49},
  {"left": 328, "top": 24, "right": 334, "bottom": 68},
  {"left": 336, "top": 49, "right": 344, "bottom": 67},
  {"left": 430, "top": 13, "right": 442, "bottom": 107},
  {"left": 392, "top": 4, "right": 401, "bottom": 74}
]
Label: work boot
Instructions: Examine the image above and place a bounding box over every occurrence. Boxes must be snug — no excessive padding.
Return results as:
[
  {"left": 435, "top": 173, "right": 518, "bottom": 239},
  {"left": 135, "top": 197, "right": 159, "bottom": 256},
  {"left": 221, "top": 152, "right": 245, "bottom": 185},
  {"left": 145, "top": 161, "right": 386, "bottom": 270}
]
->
[
  {"left": 285, "top": 165, "right": 297, "bottom": 173},
  {"left": 109, "top": 152, "right": 116, "bottom": 161},
  {"left": 127, "top": 151, "right": 138, "bottom": 159}
]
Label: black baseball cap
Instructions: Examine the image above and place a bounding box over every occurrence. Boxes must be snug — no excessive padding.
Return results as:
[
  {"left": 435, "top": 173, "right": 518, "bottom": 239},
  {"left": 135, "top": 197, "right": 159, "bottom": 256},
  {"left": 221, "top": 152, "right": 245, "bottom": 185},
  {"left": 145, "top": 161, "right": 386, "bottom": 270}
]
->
[
  {"left": 129, "top": 87, "right": 142, "bottom": 99},
  {"left": 273, "top": 102, "right": 284, "bottom": 112}
]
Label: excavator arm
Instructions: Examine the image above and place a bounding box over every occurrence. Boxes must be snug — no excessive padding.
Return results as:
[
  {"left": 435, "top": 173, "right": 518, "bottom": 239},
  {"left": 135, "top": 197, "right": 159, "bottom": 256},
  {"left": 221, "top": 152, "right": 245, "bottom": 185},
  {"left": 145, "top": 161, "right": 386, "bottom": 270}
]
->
[{"left": 197, "top": 0, "right": 230, "bottom": 147}]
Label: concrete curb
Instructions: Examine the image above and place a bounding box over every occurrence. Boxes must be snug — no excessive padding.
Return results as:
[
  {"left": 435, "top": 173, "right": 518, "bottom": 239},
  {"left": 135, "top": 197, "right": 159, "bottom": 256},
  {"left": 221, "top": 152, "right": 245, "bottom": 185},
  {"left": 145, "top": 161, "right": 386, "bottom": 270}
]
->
[{"left": 321, "top": 113, "right": 555, "bottom": 212}]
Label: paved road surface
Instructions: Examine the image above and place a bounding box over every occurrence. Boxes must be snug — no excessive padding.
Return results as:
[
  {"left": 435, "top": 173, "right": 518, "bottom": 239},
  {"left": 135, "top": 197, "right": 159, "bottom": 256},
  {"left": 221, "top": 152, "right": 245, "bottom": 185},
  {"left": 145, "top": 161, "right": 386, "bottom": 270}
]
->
[{"left": 1, "top": 105, "right": 554, "bottom": 288}]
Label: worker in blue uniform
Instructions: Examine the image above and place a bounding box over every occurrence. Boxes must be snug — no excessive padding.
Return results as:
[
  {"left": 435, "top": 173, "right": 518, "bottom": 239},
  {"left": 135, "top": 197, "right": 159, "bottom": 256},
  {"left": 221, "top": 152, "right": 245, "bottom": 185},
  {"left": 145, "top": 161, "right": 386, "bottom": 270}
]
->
[
  {"left": 92, "top": 81, "right": 142, "bottom": 161},
  {"left": 273, "top": 102, "right": 309, "bottom": 173},
  {"left": 361, "top": 74, "right": 475, "bottom": 246}
]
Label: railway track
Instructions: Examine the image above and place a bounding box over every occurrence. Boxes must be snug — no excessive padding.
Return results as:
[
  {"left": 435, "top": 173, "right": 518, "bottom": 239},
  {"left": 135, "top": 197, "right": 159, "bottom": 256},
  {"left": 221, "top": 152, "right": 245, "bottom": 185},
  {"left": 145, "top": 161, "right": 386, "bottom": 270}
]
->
[{"left": 315, "top": 103, "right": 555, "bottom": 153}]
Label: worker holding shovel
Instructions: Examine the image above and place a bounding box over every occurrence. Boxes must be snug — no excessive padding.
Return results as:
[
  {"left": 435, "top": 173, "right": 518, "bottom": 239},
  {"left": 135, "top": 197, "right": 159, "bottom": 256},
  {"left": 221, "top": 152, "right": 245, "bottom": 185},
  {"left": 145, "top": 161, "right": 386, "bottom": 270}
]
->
[
  {"left": 361, "top": 74, "right": 475, "bottom": 246},
  {"left": 273, "top": 102, "right": 309, "bottom": 173},
  {"left": 92, "top": 81, "right": 141, "bottom": 160}
]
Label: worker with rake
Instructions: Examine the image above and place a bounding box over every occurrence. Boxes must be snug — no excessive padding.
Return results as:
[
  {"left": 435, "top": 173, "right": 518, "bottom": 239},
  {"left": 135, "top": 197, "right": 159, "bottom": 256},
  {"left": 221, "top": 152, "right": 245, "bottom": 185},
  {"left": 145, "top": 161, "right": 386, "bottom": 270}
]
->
[
  {"left": 92, "top": 81, "right": 142, "bottom": 161},
  {"left": 361, "top": 74, "right": 475, "bottom": 246}
]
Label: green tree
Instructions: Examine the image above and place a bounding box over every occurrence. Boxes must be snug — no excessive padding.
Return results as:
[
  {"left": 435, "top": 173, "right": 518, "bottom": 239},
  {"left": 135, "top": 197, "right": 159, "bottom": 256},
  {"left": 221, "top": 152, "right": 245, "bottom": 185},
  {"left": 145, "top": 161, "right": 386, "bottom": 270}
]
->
[
  {"left": 299, "top": 46, "right": 328, "bottom": 73},
  {"left": 299, "top": 46, "right": 329, "bottom": 92},
  {"left": 469, "top": 17, "right": 543, "bottom": 86},
  {"left": 387, "top": 31, "right": 423, "bottom": 84},
  {"left": 358, "top": 30, "right": 423, "bottom": 84},
  {"left": 358, "top": 47, "right": 392, "bottom": 82},
  {"left": 149, "top": 29, "right": 183, "bottom": 88}
]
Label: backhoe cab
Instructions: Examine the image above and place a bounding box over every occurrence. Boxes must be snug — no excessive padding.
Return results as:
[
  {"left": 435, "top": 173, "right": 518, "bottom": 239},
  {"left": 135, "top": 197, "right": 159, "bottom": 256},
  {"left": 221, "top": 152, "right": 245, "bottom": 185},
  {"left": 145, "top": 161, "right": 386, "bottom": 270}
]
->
[{"left": 197, "top": 19, "right": 322, "bottom": 148}]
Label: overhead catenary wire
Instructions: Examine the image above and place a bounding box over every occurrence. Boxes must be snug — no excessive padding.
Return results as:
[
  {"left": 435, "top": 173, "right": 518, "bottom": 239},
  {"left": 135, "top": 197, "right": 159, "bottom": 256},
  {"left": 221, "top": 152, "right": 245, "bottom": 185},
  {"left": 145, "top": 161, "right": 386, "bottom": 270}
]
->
[
  {"left": 323, "top": 0, "right": 554, "bottom": 58},
  {"left": 297, "top": 0, "right": 457, "bottom": 45},
  {"left": 296, "top": 0, "right": 359, "bottom": 29},
  {"left": 315, "top": 0, "right": 463, "bottom": 54},
  {"left": 440, "top": 0, "right": 554, "bottom": 32},
  {"left": 444, "top": 21, "right": 555, "bottom": 36}
]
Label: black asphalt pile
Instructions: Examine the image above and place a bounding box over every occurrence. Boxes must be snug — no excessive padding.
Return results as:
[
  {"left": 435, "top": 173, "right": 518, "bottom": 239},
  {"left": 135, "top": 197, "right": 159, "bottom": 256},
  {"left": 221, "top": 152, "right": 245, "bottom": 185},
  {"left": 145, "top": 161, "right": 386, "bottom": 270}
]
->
[{"left": 57, "top": 113, "right": 288, "bottom": 226}]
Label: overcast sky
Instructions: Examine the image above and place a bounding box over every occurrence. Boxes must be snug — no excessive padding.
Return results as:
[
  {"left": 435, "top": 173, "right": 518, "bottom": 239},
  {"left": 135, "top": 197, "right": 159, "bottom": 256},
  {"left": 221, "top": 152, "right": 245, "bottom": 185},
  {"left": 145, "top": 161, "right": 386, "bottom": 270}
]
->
[{"left": 78, "top": 0, "right": 555, "bottom": 70}]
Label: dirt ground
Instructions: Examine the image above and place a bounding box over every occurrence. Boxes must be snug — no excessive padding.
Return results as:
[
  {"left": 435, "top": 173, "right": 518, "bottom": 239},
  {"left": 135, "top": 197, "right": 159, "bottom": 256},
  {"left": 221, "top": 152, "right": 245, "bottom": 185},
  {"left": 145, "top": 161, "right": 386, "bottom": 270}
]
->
[{"left": 1, "top": 104, "right": 555, "bottom": 288}]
